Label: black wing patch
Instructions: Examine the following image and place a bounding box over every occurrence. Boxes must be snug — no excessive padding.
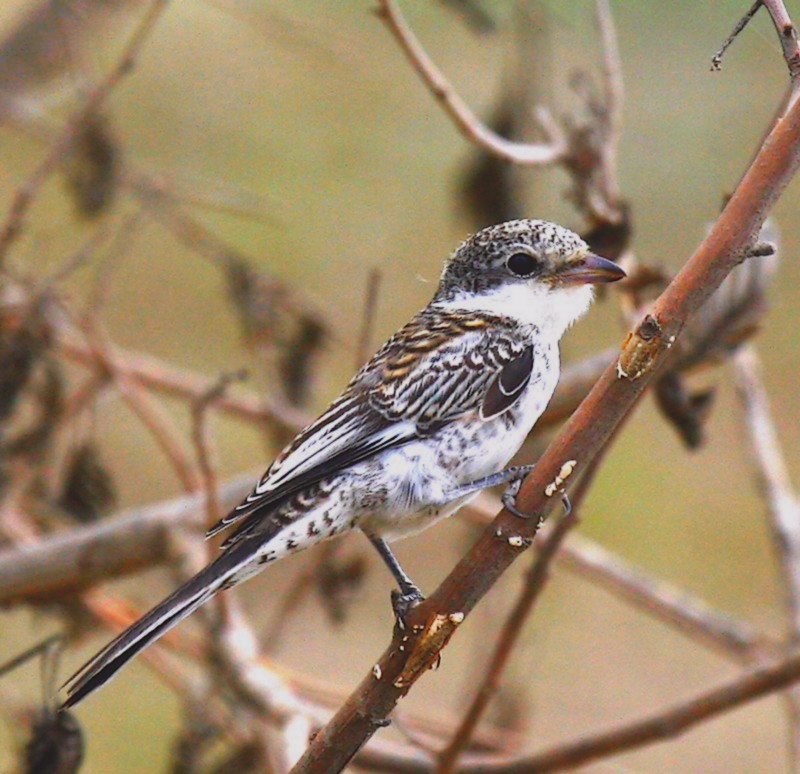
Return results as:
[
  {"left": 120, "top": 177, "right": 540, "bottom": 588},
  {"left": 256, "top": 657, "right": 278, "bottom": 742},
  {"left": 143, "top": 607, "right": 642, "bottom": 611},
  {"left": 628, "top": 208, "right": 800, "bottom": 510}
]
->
[
  {"left": 480, "top": 344, "right": 533, "bottom": 419},
  {"left": 208, "top": 308, "right": 532, "bottom": 542}
]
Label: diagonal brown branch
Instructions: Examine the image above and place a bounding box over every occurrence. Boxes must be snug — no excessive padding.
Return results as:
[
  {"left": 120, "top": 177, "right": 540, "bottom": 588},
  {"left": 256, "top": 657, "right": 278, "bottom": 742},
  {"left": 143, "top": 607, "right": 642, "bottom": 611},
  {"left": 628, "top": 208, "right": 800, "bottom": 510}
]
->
[
  {"left": 291, "top": 60, "right": 800, "bottom": 773},
  {"left": 436, "top": 425, "right": 618, "bottom": 772},
  {"left": 463, "top": 493, "right": 774, "bottom": 662},
  {"left": 0, "top": 474, "right": 255, "bottom": 606}
]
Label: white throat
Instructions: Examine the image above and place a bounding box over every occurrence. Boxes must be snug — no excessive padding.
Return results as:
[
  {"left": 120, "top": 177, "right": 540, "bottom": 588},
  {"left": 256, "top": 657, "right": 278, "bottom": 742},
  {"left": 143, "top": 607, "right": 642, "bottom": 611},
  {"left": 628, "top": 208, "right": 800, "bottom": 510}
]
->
[{"left": 438, "top": 282, "right": 594, "bottom": 340}]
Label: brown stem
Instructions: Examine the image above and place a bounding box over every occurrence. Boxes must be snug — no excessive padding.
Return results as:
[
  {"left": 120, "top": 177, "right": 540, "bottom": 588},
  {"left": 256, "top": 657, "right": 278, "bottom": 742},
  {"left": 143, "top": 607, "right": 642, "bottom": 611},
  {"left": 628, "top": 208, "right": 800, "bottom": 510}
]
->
[
  {"left": 452, "top": 649, "right": 800, "bottom": 772},
  {"left": 290, "top": 63, "right": 800, "bottom": 774},
  {"left": 462, "top": 493, "right": 774, "bottom": 662},
  {"left": 436, "top": 436, "right": 614, "bottom": 772}
]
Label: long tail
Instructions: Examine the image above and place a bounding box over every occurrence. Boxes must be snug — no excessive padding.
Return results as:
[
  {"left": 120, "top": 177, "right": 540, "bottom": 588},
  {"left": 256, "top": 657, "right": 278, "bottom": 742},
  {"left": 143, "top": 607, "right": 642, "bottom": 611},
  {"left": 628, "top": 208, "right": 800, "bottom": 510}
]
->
[{"left": 61, "top": 543, "right": 256, "bottom": 709}]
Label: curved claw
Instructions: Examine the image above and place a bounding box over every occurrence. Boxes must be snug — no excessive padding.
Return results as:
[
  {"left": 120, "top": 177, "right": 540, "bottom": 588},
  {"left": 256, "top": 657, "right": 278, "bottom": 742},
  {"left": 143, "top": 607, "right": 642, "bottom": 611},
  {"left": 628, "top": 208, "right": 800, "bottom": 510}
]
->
[
  {"left": 391, "top": 586, "right": 424, "bottom": 628},
  {"left": 502, "top": 477, "right": 531, "bottom": 519}
]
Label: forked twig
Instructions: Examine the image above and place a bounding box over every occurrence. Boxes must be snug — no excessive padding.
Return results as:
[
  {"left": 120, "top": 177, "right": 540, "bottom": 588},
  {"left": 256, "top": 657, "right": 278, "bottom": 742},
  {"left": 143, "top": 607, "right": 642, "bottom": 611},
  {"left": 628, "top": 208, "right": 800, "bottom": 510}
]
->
[{"left": 712, "top": 0, "right": 800, "bottom": 83}]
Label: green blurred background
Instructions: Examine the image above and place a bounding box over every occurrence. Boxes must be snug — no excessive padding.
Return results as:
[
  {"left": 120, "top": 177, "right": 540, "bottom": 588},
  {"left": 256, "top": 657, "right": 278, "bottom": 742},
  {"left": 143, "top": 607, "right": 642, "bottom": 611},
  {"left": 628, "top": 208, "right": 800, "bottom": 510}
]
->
[{"left": 1, "top": 1, "right": 799, "bottom": 771}]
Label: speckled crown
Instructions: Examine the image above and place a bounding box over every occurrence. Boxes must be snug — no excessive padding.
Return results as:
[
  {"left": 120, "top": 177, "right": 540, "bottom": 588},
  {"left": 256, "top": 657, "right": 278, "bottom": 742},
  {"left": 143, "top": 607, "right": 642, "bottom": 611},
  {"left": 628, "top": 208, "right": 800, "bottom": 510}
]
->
[{"left": 437, "top": 219, "right": 589, "bottom": 298}]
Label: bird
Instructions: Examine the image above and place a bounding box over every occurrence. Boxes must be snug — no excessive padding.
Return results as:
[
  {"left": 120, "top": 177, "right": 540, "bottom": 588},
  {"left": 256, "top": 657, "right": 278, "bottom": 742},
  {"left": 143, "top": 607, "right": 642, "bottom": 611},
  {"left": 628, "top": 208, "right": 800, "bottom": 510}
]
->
[{"left": 61, "top": 219, "right": 625, "bottom": 709}]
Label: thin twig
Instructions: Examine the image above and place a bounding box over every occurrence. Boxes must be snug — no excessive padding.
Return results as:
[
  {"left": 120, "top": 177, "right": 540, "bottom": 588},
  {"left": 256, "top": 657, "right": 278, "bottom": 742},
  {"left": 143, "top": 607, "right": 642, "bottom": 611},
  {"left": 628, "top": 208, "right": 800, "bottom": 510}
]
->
[
  {"left": 190, "top": 370, "right": 248, "bottom": 530},
  {"left": 462, "top": 493, "right": 773, "bottom": 663},
  {"left": 734, "top": 345, "right": 800, "bottom": 632},
  {"left": 0, "top": 0, "right": 170, "bottom": 263},
  {"left": 733, "top": 344, "right": 800, "bottom": 764},
  {"left": 453, "top": 649, "right": 800, "bottom": 772},
  {"left": 712, "top": 0, "right": 800, "bottom": 83},
  {"left": 56, "top": 330, "right": 310, "bottom": 436},
  {"left": 711, "top": 0, "right": 762, "bottom": 71},
  {"left": 376, "top": 0, "right": 566, "bottom": 165},
  {"left": 356, "top": 268, "right": 382, "bottom": 368},
  {"left": 595, "top": 0, "right": 624, "bottom": 211},
  {"left": 79, "top": 324, "right": 200, "bottom": 493}
]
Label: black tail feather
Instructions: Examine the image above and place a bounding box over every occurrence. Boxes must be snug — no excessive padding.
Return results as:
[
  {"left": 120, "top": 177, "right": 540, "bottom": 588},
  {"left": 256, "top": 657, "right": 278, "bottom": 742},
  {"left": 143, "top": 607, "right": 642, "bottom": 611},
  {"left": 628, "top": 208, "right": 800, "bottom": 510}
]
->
[{"left": 60, "top": 547, "right": 253, "bottom": 709}]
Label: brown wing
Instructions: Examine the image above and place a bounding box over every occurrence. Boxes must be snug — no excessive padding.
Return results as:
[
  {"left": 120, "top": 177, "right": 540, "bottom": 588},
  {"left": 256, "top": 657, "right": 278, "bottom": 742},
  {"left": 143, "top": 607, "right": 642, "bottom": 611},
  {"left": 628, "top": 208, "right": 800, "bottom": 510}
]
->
[{"left": 207, "top": 308, "right": 533, "bottom": 539}]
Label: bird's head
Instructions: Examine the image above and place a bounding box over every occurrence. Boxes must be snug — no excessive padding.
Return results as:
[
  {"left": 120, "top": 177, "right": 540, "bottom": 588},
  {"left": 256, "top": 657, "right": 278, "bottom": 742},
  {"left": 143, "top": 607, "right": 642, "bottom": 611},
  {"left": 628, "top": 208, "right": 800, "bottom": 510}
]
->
[{"left": 436, "top": 219, "right": 626, "bottom": 336}]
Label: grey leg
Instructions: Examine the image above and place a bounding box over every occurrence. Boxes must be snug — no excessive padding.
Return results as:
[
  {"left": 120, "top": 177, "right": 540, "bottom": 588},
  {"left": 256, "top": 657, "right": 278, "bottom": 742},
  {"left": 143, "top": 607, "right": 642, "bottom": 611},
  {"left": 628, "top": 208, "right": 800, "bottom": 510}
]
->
[
  {"left": 439, "top": 464, "right": 534, "bottom": 502},
  {"left": 365, "top": 533, "right": 424, "bottom": 623},
  {"left": 439, "top": 464, "right": 535, "bottom": 518}
]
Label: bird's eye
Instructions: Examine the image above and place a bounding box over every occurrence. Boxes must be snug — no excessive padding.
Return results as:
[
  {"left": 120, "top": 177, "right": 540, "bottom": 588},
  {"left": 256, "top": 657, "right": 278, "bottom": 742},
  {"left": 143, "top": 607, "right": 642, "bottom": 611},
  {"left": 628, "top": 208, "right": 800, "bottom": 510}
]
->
[{"left": 506, "top": 252, "right": 540, "bottom": 277}]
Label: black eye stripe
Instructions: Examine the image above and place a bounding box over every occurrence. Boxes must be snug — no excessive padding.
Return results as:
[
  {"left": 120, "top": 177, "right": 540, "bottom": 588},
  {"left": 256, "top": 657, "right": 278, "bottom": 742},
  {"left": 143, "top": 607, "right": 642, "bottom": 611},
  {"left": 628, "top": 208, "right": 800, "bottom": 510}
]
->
[{"left": 506, "top": 252, "right": 540, "bottom": 277}]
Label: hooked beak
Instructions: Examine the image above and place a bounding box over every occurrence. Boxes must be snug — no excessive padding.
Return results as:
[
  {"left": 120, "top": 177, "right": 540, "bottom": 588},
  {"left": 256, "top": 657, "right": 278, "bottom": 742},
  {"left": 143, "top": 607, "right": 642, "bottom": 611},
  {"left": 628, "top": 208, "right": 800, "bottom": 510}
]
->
[{"left": 556, "top": 253, "right": 626, "bottom": 286}]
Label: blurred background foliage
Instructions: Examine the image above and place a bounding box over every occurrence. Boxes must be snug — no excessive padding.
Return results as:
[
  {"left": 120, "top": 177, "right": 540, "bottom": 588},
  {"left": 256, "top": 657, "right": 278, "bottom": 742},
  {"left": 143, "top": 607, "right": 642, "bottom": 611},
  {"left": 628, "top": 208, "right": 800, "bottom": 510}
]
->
[{"left": 0, "top": 0, "right": 799, "bottom": 771}]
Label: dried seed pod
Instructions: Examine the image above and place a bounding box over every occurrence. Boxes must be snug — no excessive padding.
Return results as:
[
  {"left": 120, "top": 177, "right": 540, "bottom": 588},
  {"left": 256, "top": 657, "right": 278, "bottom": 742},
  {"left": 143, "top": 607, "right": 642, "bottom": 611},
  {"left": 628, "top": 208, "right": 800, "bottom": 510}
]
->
[
  {"left": 24, "top": 709, "right": 84, "bottom": 774},
  {"left": 3, "top": 358, "right": 64, "bottom": 459},
  {"left": 0, "top": 636, "right": 84, "bottom": 774},
  {"left": 225, "top": 257, "right": 326, "bottom": 407},
  {"left": 668, "top": 225, "right": 779, "bottom": 373},
  {"left": 0, "top": 0, "right": 141, "bottom": 123},
  {"left": 0, "top": 290, "right": 51, "bottom": 423},
  {"left": 58, "top": 442, "right": 117, "bottom": 523},
  {"left": 277, "top": 314, "right": 325, "bottom": 408},
  {"left": 63, "top": 112, "right": 119, "bottom": 218},
  {"left": 643, "top": 220, "right": 779, "bottom": 448}
]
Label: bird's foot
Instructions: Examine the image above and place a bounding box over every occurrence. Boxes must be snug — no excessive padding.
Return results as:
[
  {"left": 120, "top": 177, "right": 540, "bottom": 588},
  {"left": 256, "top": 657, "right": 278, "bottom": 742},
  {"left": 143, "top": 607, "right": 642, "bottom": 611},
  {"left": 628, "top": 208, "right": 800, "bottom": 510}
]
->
[
  {"left": 501, "top": 464, "right": 534, "bottom": 519},
  {"left": 391, "top": 585, "right": 424, "bottom": 629}
]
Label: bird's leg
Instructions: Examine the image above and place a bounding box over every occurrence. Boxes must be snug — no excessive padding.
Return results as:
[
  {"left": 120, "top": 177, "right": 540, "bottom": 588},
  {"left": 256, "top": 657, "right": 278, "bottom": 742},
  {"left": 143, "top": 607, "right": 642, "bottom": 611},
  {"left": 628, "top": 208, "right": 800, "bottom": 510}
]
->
[
  {"left": 366, "top": 534, "right": 424, "bottom": 625},
  {"left": 439, "top": 464, "right": 535, "bottom": 518}
]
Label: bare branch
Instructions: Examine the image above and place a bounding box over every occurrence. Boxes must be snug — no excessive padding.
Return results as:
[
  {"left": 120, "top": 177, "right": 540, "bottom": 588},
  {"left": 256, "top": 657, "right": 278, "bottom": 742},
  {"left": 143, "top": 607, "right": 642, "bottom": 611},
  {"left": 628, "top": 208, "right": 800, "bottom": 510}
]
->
[
  {"left": 437, "top": 428, "right": 617, "bottom": 772},
  {"left": 732, "top": 344, "right": 800, "bottom": 764},
  {"left": 764, "top": 0, "right": 800, "bottom": 82},
  {"left": 453, "top": 649, "right": 800, "bottom": 772},
  {"left": 712, "top": 0, "right": 800, "bottom": 83},
  {"left": 595, "top": 0, "right": 624, "bottom": 212},
  {"left": 55, "top": 329, "right": 310, "bottom": 436},
  {"left": 711, "top": 1, "right": 762, "bottom": 71},
  {"left": 734, "top": 345, "right": 800, "bottom": 629},
  {"left": 56, "top": 326, "right": 612, "bottom": 440},
  {"left": 291, "top": 58, "right": 800, "bottom": 772},
  {"left": 558, "top": 528, "right": 771, "bottom": 660},
  {"left": 375, "top": 0, "right": 566, "bottom": 165},
  {"left": 190, "top": 370, "right": 247, "bottom": 530},
  {"left": 356, "top": 268, "right": 382, "bottom": 368},
  {"left": 0, "top": 474, "right": 254, "bottom": 606},
  {"left": 461, "top": 493, "right": 773, "bottom": 662}
]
